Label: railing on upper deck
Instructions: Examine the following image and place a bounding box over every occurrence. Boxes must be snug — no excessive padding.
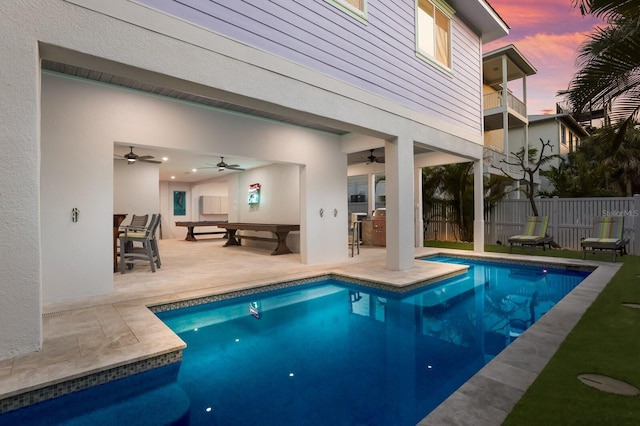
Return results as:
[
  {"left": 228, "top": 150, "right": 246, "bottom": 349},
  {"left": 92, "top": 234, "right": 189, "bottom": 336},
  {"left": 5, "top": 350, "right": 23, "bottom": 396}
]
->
[{"left": 483, "top": 90, "right": 526, "bottom": 117}]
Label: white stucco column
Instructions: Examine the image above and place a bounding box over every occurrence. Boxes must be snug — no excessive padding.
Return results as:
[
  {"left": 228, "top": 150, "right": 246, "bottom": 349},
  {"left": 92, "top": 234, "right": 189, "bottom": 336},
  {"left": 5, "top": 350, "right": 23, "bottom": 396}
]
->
[
  {"left": 473, "top": 159, "right": 485, "bottom": 252},
  {"left": 414, "top": 167, "right": 423, "bottom": 247},
  {"left": 369, "top": 172, "right": 376, "bottom": 215},
  {"left": 0, "top": 7, "right": 42, "bottom": 360},
  {"left": 385, "top": 137, "right": 414, "bottom": 271}
]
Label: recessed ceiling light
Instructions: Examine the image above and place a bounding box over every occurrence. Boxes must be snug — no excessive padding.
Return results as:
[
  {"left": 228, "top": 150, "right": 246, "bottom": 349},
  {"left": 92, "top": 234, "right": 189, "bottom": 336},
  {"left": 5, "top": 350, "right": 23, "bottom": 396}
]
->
[
  {"left": 171, "top": 176, "right": 175, "bottom": 179},
  {"left": 162, "top": 157, "right": 168, "bottom": 161},
  {"left": 192, "top": 168, "right": 197, "bottom": 172}
]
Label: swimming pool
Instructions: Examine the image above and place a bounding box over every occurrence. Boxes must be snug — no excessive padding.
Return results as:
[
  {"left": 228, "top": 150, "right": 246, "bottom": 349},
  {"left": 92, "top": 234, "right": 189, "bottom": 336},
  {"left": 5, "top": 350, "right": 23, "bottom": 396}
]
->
[
  {"left": 0, "top": 257, "right": 591, "bottom": 425},
  {"left": 157, "top": 257, "right": 589, "bottom": 425}
]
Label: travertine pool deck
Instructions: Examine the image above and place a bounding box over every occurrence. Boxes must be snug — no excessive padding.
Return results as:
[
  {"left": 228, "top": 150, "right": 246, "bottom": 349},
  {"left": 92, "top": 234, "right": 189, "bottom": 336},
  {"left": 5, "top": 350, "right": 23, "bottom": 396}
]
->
[{"left": 0, "top": 238, "right": 620, "bottom": 424}]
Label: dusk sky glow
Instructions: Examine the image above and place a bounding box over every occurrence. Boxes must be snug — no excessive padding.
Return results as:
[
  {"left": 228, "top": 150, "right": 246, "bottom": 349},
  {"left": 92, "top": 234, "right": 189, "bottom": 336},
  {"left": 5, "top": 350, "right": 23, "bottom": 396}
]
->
[{"left": 484, "top": 0, "right": 604, "bottom": 114}]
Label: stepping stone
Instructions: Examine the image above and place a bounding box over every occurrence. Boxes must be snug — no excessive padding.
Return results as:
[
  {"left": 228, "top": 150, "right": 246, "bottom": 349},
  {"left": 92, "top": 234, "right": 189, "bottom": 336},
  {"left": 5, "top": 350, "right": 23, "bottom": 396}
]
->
[{"left": 578, "top": 373, "right": 639, "bottom": 396}]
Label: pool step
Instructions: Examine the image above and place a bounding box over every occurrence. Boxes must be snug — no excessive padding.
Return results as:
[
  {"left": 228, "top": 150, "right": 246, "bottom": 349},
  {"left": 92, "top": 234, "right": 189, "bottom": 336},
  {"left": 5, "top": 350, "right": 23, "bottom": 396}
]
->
[
  {"left": 0, "top": 383, "right": 190, "bottom": 426},
  {"left": 63, "top": 383, "right": 190, "bottom": 426},
  {"left": 0, "top": 364, "right": 190, "bottom": 426}
]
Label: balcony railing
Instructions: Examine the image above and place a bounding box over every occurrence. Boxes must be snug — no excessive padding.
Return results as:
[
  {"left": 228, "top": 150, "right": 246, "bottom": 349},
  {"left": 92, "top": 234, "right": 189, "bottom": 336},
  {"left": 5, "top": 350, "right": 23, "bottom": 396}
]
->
[{"left": 483, "top": 91, "right": 526, "bottom": 116}]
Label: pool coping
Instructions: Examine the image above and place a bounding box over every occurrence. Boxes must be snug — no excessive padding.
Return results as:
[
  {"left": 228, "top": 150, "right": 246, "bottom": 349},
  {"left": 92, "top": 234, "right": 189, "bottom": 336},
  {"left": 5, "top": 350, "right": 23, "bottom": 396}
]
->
[
  {"left": 148, "top": 269, "right": 470, "bottom": 314},
  {"left": 0, "top": 351, "right": 182, "bottom": 414}
]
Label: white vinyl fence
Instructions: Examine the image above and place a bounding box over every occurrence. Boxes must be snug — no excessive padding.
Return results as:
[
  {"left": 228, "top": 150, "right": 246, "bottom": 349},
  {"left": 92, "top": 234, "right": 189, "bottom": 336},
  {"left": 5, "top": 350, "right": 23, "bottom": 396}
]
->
[{"left": 425, "top": 195, "right": 640, "bottom": 255}]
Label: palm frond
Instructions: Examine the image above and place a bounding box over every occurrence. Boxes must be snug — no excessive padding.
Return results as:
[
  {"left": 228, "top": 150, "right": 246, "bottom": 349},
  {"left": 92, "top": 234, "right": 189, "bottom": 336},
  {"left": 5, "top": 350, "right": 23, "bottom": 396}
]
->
[
  {"left": 563, "top": 4, "right": 640, "bottom": 145},
  {"left": 572, "top": 0, "right": 640, "bottom": 20}
]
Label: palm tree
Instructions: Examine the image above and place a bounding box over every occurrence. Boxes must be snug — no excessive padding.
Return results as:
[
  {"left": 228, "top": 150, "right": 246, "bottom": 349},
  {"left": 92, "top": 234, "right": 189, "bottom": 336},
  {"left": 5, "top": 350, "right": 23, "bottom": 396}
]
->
[
  {"left": 541, "top": 122, "right": 640, "bottom": 197},
  {"left": 563, "top": 0, "right": 640, "bottom": 153},
  {"left": 539, "top": 151, "right": 613, "bottom": 197},
  {"left": 595, "top": 123, "right": 640, "bottom": 195},
  {"left": 422, "top": 163, "right": 474, "bottom": 242},
  {"left": 422, "top": 163, "right": 510, "bottom": 242}
]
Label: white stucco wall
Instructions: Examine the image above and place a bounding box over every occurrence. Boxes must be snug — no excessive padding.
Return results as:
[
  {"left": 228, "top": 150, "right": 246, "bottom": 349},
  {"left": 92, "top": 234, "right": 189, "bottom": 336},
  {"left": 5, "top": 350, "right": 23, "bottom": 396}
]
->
[
  {"left": 191, "top": 178, "right": 230, "bottom": 223},
  {"left": 234, "top": 164, "right": 300, "bottom": 224},
  {"left": 39, "top": 71, "right": 345, "bottom": 302},
  {"left": 114, "top": 160, "right": 160, "bottom": 220},
  {"left": 230, "top": 164, "right": 302, "bottom": 253},
  {"left": 40, "top": 74, "right": 116, "bottom": 303}
]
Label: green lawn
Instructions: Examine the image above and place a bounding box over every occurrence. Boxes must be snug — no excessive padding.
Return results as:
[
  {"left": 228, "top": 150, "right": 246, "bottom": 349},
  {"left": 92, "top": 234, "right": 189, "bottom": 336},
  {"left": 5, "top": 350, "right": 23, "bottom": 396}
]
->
[{"left": 424, "top": 241, "right": 640, "bottom": 425}]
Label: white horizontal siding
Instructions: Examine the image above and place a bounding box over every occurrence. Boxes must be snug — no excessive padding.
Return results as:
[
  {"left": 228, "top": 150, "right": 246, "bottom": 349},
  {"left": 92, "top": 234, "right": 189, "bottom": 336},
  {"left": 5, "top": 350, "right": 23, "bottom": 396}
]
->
[{"left": 134, "top": 0, "right": 484, "bottom": 136}]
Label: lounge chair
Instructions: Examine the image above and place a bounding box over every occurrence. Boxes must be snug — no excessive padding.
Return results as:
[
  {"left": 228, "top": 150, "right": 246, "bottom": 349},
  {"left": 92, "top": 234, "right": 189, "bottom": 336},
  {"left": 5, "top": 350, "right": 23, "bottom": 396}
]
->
[
  {"left": 508, "top": 216, "right": 550, "bottom": 253},
  {"left": 581, "top": 216, "right": 628, "bottom": 262}
]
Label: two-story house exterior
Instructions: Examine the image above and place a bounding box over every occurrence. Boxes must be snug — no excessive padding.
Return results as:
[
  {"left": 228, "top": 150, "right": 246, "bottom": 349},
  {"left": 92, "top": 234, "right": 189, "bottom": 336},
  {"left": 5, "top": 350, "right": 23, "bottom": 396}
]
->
[
  {"left": 482, "top": 45, "right": 537, "bottom": 190},
  {"left": 521, "top": 113, "right": 591, "bottom": 193},
  {"left": 481, "top": 46, "right": 591, "bottom": 196},
  {"left": 0, "top": 0, "right": 507, "bottom": 359}
]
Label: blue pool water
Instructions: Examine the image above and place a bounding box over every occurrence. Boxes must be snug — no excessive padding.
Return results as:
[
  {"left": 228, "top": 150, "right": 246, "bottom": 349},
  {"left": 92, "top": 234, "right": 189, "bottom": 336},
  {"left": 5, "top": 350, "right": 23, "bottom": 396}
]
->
[
  {"left": 159, "top": 257, "right": 589, "bottom": 425},
  {"left": 0, "top": 257, "right": 590, "bottom": 426}
]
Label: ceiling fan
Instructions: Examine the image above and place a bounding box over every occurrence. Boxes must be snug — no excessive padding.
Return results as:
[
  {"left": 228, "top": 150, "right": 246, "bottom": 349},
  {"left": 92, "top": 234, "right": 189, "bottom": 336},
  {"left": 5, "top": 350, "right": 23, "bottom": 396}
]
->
[
  {"left": 114, "top": 146, "right": 162, "bottom": 164},
  {"left": 199, "top": 157, "right": 245, "bottom": 172},
  {"left": 365, "top": 149, "right": 385, "bottom": 164}
]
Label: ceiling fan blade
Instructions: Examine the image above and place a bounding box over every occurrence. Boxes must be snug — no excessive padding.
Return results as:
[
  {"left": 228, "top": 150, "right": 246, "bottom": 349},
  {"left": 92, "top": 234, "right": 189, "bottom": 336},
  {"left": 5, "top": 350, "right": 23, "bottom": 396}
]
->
[
  {"left": 139, "top": 159, "right": 162, "bottom": 164},
  {"left": 363, "top": 148, "right": 384, "bottom": 164},
  {"left": 137, "top": 155, "right": 155, "bottom": 161},
  {"left": 215, "top": 157, "right": 245, "bottom": 171}
]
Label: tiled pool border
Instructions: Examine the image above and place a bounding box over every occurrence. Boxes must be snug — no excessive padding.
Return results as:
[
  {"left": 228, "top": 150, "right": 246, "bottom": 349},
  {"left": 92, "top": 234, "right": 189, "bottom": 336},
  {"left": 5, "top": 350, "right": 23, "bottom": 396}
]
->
[
  {"left": 0, "top": 350, "right": 182, "bottom": 414},
  {"left": 148, "top": 269, "right": 469, "bottom": 314},
  {"left": 420, "top": 253, "right": 597, "bottom": 273}
]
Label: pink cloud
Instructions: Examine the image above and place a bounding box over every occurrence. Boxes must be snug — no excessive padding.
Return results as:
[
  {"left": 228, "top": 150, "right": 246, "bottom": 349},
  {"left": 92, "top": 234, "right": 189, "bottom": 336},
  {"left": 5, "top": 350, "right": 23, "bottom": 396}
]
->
[
  {"left": 510, "top": 31, "right": 597, "bottom": 113},
  {"left": 517, "top": 31, "right": 590, "bottom": 71},
  {"left": 489, "top": 0, "right": 591, "bottom": 33},
  {"left": 484, "top": 0, "right": 603, "bottom": 113}
]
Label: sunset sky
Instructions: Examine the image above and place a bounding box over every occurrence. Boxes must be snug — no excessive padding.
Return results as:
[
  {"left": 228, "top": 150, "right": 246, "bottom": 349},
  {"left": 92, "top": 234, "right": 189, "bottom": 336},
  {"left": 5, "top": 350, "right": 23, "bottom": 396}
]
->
[{"left": 484, "top": 0, "right": 604, "bottom": 114}]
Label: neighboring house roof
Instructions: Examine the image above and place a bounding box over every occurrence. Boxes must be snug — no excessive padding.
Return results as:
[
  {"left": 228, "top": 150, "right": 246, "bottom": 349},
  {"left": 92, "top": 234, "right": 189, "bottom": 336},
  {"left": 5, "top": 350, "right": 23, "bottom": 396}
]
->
[
  {"left": 529, "top": 114, "right": 591, "bottom": 138},
  {"left": 450, "top": 0, "right": 510, "bottom": 43}
]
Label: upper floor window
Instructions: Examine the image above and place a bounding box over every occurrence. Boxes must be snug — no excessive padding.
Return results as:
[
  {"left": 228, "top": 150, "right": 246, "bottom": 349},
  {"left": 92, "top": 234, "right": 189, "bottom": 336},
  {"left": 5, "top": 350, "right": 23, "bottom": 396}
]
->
[
  {"left": 569, "top": 133, "right": 575, "bottom": 152},
  {"left": 343, "top": 0, "right": 363, "bottom": 10},
  {"left": 561, "top": 124, "right": 567, "bottom": 146},
  {"left": 326, "top": 0, "right": 367, "bottom": 23},
  {"left": 416, "top": 0, "right": 453, "bottom": 69}
]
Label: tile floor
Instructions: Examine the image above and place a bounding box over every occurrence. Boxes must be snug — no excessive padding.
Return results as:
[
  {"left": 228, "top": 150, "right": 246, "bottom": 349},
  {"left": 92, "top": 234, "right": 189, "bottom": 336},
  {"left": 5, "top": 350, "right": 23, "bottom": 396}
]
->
[{"left": 0, "top": 237, "right": 621, "bottom": 424}]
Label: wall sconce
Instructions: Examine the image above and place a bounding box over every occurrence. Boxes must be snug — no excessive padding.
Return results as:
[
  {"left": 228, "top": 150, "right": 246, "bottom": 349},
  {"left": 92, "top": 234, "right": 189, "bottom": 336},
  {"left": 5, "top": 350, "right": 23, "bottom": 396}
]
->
[
  {"left": 333, "top": 208, "right": 338, "bottom": 217},
  {"left": 319, "top": 208, "right": 324, "bottom": 218}
]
